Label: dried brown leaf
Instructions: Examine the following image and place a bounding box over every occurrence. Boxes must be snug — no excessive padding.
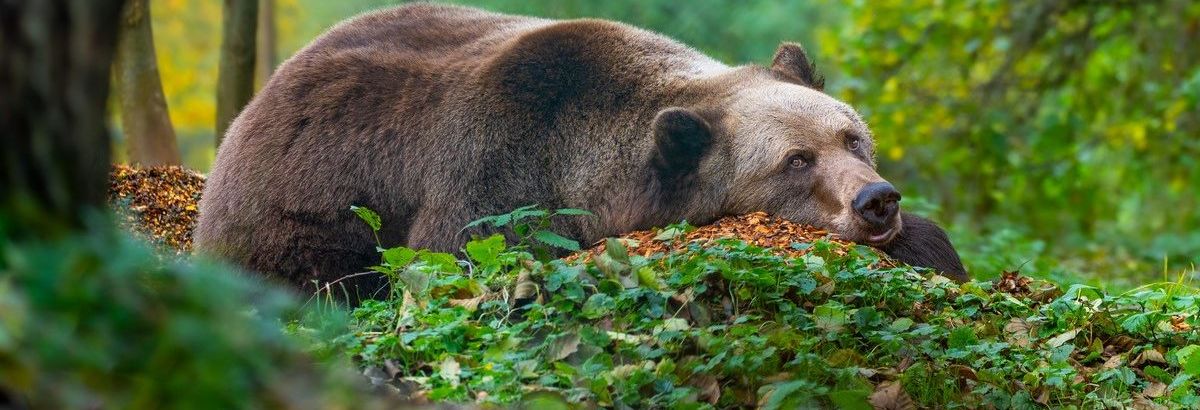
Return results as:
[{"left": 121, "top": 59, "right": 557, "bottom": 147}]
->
[
  {"left": 1143, "top": 382, "right": 1167, "bottom": 398},
  {"left": 547, "top": 333, "right": 580, "bottom": 361},
  {"left": 1131, "top": 349, "right": 1167, "bottom": 367},
  {"left": 869, "top": 381, "right": 916, "bottom": 410},
  {"left": 689, "top": 375, "right": 721, "bottom": 404},
  {"left": 1133, "top": 395, "right": 1169, "bottom": 410},
  {"left": 1004, "top": 318, "right": 1034, "bottom": 348},
  {"left": 949, "top": 364, "right": 977, "bottom": 381},
  {"left": 1102, "top": 354, "right": 1125, "bottom": 370}
]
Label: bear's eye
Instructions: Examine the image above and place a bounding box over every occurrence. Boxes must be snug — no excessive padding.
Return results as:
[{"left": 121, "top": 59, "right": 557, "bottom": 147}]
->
[
  {"left": 788, "top": 154, "right": 808, "bottom": 169},
  {"left": 846, "top": 135, "right": 861, "bottom": 152}
]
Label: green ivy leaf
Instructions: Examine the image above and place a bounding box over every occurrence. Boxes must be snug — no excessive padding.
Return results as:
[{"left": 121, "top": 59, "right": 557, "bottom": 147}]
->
[
  {"left": 580, "top": 325, "right": 611, "bottom": 347},
  {"left": 545, "top": 265, "right": 582, "bottom": 292},
  {"left": 419, "top": 252, "right": 462, "bottom": 274},
  {"left": 382, "top": 246, "right": 417, "bottom": 269},
  {"left": 762, "top": 380, "right": 822, "bottom": 410},
  {"left": 652, "top": 226, "right": 685, "bottom": 241},
  {"left": 533, "top": 230, "right": 581, "bottom": 251},
  {"left": 396, "top": 267, "right": 430, "bottom": 297},
  {"left": 582, "top": 294, "right": 615, "bottom": 319},
  {"left": 636, "top": 266, "right": 662, "bottom": 291},
  {"left": 1177, "top": 345, "right": 1200, "bottom": 376},
  {"left": 949, "top": 326, "right": 978, "bottom": 349},
  {"left": 520, "top": 392, "right": 572, "bottom": 410},
  {"left": 1121, "top": 312, "right": 1153, "bottom": 333},
  {"left": 603, "top": 238, "right": 629, "bottom": 264},
  {"left": 553, "top": 208, "right": 594, "bottom": 216},
  {"left": 828, "top": 389, "right": 872, "bottom": 410},
  {"left": 464, "top": 234, "right": 505, "bottom": 266},
  {"left": 349, "top": 205, "right": 381, "bottom": 232},
  {"left": 462, "top": 215, "right": 495, "bottom": 231},
  {"left": 813, "top": 302, "right": 848, "bottom": 333},
  {"left": 890, "top": 318, "right": 914, "bottom": 332}
]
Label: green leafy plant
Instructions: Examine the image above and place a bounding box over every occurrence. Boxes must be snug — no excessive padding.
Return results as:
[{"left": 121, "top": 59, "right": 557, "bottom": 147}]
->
[
  {"left": 463, "top": 205, "right": 595, "bottom": 254},
  {"left": 0, "top": 216, "right": 395, "bottom": 408},
  {"left": 322, "top": 212, "right": 1200, "bottom": 408}
]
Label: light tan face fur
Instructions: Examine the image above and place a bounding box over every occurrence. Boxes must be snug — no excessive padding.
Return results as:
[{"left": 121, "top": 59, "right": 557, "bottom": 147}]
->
[{"left": 719, "top": 81, "right": 902, "bottom": 244}]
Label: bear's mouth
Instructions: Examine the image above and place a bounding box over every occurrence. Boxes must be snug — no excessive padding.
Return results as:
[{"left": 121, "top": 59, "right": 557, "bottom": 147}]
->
[{"left": 863, "top": 226, "right": 899, "bottom": 246}]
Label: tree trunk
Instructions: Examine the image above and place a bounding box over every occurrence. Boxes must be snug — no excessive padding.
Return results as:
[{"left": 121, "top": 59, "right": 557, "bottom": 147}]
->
[
  {"left": 115, "top": 0, "right": 181, "bottom": 166},
  {"left": 256, "top": 0, "right": 277, "bottom": 88},
  {"left": 0, "top": 0, "right": 127, "bottom": 238},
  {"left": 216, "top": 0, "right": 258, "bottom": 147}
]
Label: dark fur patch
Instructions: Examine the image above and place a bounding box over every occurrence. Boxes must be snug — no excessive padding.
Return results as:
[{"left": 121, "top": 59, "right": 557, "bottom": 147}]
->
[
  {"left": 651, "top": 107, "right": 713, "bottom": 184},
  {"left": 877, "top": 212, "right": 969, "bottom": 282},
  {"left": 771, "top": 42, "right": 825, "bottom": 91},
  {"left": 483, "top": 21, "right": 624, "bottom": 118}
]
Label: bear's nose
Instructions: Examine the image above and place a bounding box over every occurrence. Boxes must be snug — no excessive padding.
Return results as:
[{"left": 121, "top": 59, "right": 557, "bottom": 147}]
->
[{"left": 852, "top": 182, "right": 901, "bottom": 229}]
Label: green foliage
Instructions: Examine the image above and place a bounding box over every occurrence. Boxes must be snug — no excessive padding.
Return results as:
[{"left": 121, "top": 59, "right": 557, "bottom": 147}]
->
[
  {"left": 0, "top": 217, "right": 392, "bottom": 408},
  {"left": 817, "top": 0, "right": 1200, "bottom": 282},
  {"left": 464, "top": 205, "right": 595, "bottom": 255},
  {"left": 323, "top": 218, "right": 1200, "bottom": 408}
]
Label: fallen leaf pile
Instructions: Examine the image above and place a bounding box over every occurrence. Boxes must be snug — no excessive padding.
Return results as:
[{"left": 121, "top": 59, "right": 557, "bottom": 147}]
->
[
  {"left": 995, "top": 269, "right": 1033, "bottom": 294},
  {"left": 574, "top": 211, "right": 890, "bottom": 264},
  {"left": 106, "top": 166, "right": 880, "bottom": 264},
  {"left": 108, "top": 164, "right": 205, "bottom": 253}
]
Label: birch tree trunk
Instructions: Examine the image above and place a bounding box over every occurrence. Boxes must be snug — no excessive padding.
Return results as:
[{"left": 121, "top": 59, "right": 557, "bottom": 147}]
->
[
  {"left": 115, "top": 0, "right": 181, "bottom": 166},
  {"left": 215, "top": 0, "right": 258, "bottom": 147}
]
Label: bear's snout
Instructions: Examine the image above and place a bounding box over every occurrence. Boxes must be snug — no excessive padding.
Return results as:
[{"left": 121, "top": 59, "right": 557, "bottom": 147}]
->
[{"left": 852, "top": 181, "right": 901, "bottom": 242}]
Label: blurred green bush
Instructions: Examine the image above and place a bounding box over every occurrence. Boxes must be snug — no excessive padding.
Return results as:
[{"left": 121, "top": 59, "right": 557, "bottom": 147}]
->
[
  {"left": 0, "top": 216, "right": 393, "bottom": 409},
  {"left": 817, "top": 0, "right": 1200, "bottom": 284}
]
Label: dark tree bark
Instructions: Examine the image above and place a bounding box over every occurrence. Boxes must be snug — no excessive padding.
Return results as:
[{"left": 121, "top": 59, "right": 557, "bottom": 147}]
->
[
  {"left": 0, "top": 0, "right": 127, "bottom": 238},
  {"left": 115, "top": 0, "right": 182, "bottom": 166},
  {"left": 256, "top": 0, "right": 277, "bottom": 88},
  {"left": 216, "top": 0, "right": 258, "bottom": 147}
]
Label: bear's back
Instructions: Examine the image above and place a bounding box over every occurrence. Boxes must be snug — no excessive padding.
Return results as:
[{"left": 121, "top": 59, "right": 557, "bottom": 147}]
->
[{"left": 298, "top": 4, "right": 550, "bottom": 66}]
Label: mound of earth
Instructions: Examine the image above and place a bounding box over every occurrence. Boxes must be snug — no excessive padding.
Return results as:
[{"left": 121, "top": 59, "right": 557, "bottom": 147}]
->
[
  {"left": 106, "top": 166, "right": 904, "bottom": 268},
  {"left": 108, "top": 164, "right": 205, "bottom": 252},
  {"left": 574, "top": 211, "right": 898, "bottom": 267}
]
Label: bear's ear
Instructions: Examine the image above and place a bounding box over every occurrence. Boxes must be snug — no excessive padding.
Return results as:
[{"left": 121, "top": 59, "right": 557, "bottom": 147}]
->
[
  {"left": 651, "top": 107, "right": 713, "bottom": 183},
  {"left": 771, "top": 42, "right": 825, "bottom": 91}
]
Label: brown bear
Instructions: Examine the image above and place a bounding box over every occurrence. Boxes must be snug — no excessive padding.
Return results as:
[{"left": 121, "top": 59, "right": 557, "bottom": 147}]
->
[
  {"left": 195, "top": 4, "right": 964, "bottom": 298},
  {"left": 878, "top": 213, "right": 967, "bottom": 281}
]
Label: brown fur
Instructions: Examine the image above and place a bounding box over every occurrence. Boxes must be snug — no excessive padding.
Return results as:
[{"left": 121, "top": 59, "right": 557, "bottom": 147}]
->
[
  {"left": 196, "top": 4, "right": 929, "bottom": 297},
  {"left": 880, "top": 212, "right": 969, "bottom": 282}
]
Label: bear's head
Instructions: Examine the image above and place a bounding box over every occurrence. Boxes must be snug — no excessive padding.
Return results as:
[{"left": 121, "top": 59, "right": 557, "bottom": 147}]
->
[{"left": 652, "top": 43, "right": 903, "bottom": 246}]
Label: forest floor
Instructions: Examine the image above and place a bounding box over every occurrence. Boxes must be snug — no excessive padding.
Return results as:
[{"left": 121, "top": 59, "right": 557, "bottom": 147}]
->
[{"left": 102, "top": 165, "right": 1200, "bottom": 408}]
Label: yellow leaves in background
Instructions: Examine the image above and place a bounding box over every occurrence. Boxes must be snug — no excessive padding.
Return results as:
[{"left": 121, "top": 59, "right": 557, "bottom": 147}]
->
[
  {"left": 880, "top": 78, "right": 900, "bottom": 104},
  {"left": 153, "top": 0, "right": 221, "bottom": 131},
  {"left": 277, "top": 0, "right": 301, "bottom": 53},
  {"left": 1107, "top": 122, "right": 1148, "bottom": 150},
  {"left": 149, "top": 0, "right": 305, "bottom": 170},
  {"left": 1163, "top": 100, "right": 1187, "bottom": 133},
  {"left": 1129, "top": 123, "right": 1147, "bottom": 150}
]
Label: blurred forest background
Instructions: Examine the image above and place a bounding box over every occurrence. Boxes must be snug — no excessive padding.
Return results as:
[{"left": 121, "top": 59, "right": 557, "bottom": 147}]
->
[{"left": 127, "top": 0, "right": 1199, "bottom": 289}]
